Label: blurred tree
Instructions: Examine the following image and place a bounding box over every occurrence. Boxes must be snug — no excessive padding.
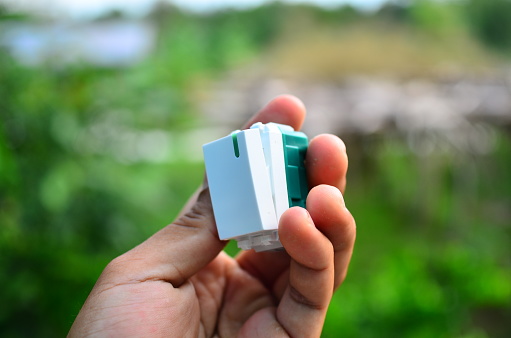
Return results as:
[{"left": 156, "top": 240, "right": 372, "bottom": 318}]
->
[
  {"left": 408, "top": 0, "right": 467, "bottom": 38},
  {"left": 465, "top": 0, "right": 511, "bottom": 51},
  {"left": 377, "top": 1, "right": 410, "bottom": 23}
]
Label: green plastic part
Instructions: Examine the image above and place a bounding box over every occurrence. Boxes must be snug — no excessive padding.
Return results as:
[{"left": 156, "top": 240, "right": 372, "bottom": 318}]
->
[
  {"left": 231, "top": 133, "right": 240, "bottom": 158},
  {"left": 278, "top": 126, "right": 309, "bottom": 208}
]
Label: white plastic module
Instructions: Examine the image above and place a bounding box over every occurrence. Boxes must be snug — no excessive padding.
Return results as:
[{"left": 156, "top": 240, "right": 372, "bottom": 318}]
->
[
  {"left": 250, "top": 122, "right": 290, "bottom": 220},
  {"left": 203, "top": 122, "right": 307, "bottom": 252}
]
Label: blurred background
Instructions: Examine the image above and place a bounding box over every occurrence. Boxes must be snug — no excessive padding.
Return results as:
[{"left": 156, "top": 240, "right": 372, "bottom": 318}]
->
[{"left": 1, "top": 0, "right": 510, "bottom": 336}]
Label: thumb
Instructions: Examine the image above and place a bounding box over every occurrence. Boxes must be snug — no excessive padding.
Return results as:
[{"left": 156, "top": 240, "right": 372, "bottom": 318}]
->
[{"left": 111, "top": 184, "right": 225, "bottom": 288}]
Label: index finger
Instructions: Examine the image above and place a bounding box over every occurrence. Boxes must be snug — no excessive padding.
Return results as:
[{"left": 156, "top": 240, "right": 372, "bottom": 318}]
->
[{"left": 243, "top": 95, "right": 306, "bottom": 130}]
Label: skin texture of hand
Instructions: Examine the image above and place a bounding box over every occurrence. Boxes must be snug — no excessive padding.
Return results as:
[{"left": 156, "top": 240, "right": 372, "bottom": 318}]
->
[{"left": 69, "top": 95, "right": 356, "bottom": 337}]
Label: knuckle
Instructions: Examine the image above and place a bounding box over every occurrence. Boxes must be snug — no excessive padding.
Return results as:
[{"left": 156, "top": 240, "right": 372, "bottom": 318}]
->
[
  {"left": 289, "top": 286, "right": 326, "bottom": 311},
  {"left": 172, "top": 187, "right": 219, "bottom": 240},
  {"left": 175, "top": 187, "right": 213, "bottom": 228},
  {"left": 102, "top": 254, "right": 130, "bottom": 278}
]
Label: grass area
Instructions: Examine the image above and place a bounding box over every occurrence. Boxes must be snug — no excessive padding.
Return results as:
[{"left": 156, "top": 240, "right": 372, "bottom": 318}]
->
[{"left": 268, "top": 23, "right": 498, "bottom": 79}]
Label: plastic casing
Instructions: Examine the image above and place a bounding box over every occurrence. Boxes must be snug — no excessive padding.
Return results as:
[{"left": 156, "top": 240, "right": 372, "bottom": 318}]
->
[{"left": 203, "top": 123, "right": 308, "bottom": 252}]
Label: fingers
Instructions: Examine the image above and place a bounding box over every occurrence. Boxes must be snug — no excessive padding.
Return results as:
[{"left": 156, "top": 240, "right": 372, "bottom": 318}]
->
[
  {"left": 236, "top": 133, "right": 349, "bottom": 288},
  {"left": 243, "top": 95, "right": 306, "bottom": 130},
  {"left": 306, "top": 185, "right": 356, "bottom": 289},
  {"left": 306, "top": 134, "right": 348, "bottom": 193},
  {"left": 276, "top": 207, "right": 334, "bottom": 337},
  {"left": 275, "top": 186, "right": 356, "bottom": 336}
]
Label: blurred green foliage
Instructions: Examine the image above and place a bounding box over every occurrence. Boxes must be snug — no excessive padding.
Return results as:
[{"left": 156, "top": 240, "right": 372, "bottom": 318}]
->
[
  {"left": 325, "top": 130, "right": 511, "bottom": 337},
  {"left": 465, "top": 0, "right": 511, "bottom": 52},
  {"left": 1, "top": 1, "right": 510, "bottom": 337}
]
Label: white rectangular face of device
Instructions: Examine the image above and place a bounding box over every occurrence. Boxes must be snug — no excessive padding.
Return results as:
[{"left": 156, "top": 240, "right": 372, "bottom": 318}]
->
[{"left": 203, "top": 123, "right": 308, "bottom": 252}]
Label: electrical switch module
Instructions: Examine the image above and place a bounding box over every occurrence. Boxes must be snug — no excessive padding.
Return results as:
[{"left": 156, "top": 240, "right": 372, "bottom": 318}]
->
[{"left": 203, "top": 122, "right": 308, "bottom": 252}]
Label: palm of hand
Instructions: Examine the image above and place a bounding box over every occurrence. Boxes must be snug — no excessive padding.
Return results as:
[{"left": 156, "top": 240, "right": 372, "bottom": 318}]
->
[{"left": 81, "top": 251, "right": 292, "bottom": 337}]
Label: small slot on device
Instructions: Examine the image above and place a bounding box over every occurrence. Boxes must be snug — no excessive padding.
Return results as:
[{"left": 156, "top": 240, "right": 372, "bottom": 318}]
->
[{"left": 232, "top": 133, "right": 240, "bottom": 158}]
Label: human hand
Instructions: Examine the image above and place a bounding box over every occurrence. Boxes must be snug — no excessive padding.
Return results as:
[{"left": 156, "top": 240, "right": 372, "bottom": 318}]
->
[{"left": 69, "top": 95, "right": 356, "bottom": 337}]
